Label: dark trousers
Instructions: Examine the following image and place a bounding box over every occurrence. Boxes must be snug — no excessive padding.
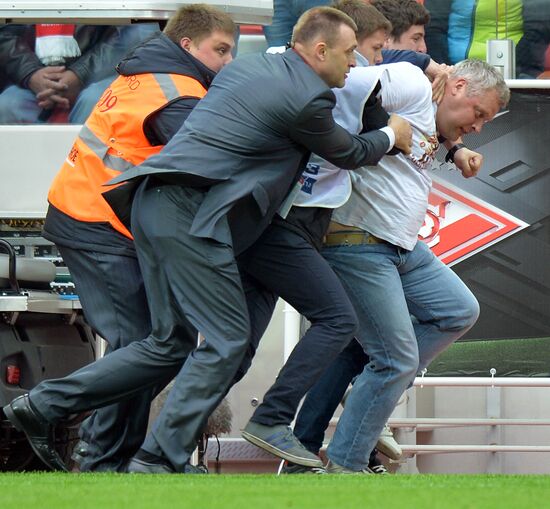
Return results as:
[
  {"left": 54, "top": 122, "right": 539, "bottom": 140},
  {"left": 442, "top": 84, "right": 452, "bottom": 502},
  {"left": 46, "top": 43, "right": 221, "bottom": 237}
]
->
[
  {"left": 31, "top": 182, "right": 251, "bottom": 471},
  {"left": 238, "top": 223, "right": 358, "bottom": 426},
  {"left": 293, "top": 338, "right": 367, "bottom": 454},
  {"left": 58, "top": 245, "right": 155, "bottom": 472}
]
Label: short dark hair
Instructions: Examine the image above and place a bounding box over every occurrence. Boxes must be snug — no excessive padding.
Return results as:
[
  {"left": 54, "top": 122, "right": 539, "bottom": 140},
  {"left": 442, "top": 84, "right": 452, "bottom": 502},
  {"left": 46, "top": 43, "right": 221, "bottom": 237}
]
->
[
  {"left": 292, "top": 6, "right": 358, "bottom": 47},
  {"left": 370, "top": 0, "right": 429, "bottom": 40},
  {"left": 333, "top": 0, "right": 392, "bottom": 42},
  {"left": 163, "top": 3, "right": 236, "bottom": 45}
]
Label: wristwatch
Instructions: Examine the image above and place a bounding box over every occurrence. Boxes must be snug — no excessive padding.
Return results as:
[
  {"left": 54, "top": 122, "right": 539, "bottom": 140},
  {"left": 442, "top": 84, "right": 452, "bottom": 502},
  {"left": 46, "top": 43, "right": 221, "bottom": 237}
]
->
[{"left": 445, "top": 143, "right": 466, "bottom": 163}]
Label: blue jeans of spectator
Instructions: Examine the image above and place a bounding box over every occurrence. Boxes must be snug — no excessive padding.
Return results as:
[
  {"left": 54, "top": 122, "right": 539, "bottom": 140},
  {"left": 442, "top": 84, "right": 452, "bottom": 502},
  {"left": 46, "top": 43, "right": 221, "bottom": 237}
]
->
[
  {"left": 263, "top": 0, "right": 331, "bottom": 47},
  {"left": 0, "top": 23, "right": 158, "bottom": 124},
  {"left": 322, "top": 239, "right": 479, "bottom": 471},
  {"left": 0, "top": 78, "right": 114, "bottom": 124}
]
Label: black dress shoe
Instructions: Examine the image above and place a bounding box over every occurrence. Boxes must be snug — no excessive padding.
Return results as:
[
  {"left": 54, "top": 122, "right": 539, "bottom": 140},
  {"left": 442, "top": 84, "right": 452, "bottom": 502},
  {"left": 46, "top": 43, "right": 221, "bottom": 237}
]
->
[
  {"left": 184, "top": 462, "right": 208, "bottom": 474},
  {"left": 71, "top": 439, "right": 90, "bottom": 463},
  {"left": 3, "top": 394, "right": 68, "bottom": 472},
  {"left": 126, "top": 457, "right": 176, "bottom": 474},
  {"left": 69, "top": 439, "right": 90, "bottom": 472},
  {"left": 126, "top": 456, "right": 208, "bottom": 474}
]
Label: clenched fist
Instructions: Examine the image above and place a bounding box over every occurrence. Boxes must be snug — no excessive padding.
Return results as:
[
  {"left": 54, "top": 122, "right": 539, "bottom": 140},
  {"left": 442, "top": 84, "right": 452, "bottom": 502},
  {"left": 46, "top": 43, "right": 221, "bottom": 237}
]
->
[{"left": 388, "top": 114, "right": 413, "bottom": 155}]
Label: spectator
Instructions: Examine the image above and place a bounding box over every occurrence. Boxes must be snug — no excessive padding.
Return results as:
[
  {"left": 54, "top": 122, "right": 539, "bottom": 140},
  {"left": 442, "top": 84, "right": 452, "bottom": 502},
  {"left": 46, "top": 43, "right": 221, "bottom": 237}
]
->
[
  {"left": 298, "top": 59, "right": 506, "bottom": 474},
  {"left": 370, "top": 0, "right": 430, "bottom": 53},
  {"left": 424, "top": 0, "right": 550, "bottom": 78},
  {"left": 516, "top": 1, "right": 550, "bottom": 78},
  {"left": 0, "top": 23, "right": 157, "bottom": 124},
  {"left": 263, "top": 0, "right": 331, "bottom": 49},
  {"left": 263, "top": 0, "right": 432, "bottom": 54}
]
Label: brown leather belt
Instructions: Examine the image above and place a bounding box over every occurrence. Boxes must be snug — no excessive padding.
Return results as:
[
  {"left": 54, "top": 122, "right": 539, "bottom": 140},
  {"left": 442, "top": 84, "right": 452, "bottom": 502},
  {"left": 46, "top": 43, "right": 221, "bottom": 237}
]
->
[{"left": 324, "top": 231, "right": 386, "bottom": 246}]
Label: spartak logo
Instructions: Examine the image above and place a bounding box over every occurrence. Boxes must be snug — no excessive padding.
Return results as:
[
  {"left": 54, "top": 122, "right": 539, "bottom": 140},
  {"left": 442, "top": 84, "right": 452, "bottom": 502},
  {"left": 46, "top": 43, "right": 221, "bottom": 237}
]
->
[{"left": 418, "top": 177, "right": 528, "bottom": 266}]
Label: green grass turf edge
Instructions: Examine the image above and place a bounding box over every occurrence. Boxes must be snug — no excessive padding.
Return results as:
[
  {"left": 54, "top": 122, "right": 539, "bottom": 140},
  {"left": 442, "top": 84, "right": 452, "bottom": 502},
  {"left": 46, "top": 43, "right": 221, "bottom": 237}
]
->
[{"left": 1, "top": 473, "right": 550, "bottom": 509}]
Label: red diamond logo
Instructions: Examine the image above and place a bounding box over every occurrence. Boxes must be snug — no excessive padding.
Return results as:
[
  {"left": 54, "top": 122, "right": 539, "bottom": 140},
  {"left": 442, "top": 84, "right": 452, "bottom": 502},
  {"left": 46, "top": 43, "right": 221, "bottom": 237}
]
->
[{"left": 419, "top": 177, "right": 528, "bottom": 265}]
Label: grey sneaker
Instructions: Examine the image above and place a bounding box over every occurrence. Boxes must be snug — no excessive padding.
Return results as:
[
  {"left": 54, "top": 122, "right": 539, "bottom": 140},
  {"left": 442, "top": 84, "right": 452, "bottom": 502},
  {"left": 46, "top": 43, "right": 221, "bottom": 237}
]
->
[
  {"left": 325, "top": 459, "right": 373, "bottom": 475},
  {"left": 242, "top": 421, "right": 323, "bottom": 467},
  {"left": 280, "top": 460, "right": 326, "bottom": 474}
]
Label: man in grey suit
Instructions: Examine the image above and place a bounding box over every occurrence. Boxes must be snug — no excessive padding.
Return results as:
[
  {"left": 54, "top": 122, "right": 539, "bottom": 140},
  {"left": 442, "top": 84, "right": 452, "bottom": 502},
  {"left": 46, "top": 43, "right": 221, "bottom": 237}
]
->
[{"left": 4, "top": 6, "right": 412, "bottom": 474}]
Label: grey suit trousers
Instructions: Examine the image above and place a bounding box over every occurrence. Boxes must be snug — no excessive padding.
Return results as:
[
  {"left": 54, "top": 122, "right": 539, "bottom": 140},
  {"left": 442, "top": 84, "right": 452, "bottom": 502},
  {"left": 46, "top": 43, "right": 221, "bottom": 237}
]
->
[
  {"left": 31, "top": 179, "right": 251, "bottom": 471},
  {"left": 57, "top": 245, "right": 156, "bottom": 472}
]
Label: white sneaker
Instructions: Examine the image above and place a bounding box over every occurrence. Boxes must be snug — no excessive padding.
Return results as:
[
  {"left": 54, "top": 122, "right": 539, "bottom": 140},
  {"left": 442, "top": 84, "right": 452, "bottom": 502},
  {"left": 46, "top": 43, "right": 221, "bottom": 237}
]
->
[{"left": 376, "top": 424, "right": 402, "bottom": 460}]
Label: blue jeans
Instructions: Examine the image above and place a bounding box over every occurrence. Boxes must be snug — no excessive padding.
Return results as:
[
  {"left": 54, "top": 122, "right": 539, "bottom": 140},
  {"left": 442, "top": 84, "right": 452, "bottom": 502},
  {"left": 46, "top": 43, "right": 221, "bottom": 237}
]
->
[
  {"left": 294, "top": 338, "right": 366, "bottom": 455},
  {"left": 0, "top": 24, "right": 158, "bottom": 124},
  {"left": 263, "top": 0, "right": 331, "bottom": 47},
  {"left": 0, "top": 77, "right": 115, "bottom": 124},
  {"left": 293, "top": 337, "right": 378, "bottom": 465},
  {"left": 322, "top": 240, "right": 479, "bottom": 470}
]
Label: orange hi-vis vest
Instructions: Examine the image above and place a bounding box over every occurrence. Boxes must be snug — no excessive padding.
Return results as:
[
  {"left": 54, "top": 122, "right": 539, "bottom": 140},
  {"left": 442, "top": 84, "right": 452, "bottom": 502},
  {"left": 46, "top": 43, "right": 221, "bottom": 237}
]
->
[{"left": 48, "top": 72, "right": 207, "bottom": 239}]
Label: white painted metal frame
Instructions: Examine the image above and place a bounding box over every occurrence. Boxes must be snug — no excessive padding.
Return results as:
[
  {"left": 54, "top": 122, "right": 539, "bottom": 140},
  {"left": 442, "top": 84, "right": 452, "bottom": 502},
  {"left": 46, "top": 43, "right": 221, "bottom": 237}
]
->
[
  {"left": 389, "top": 417, "right": 550, "bottom": 428},
  {"left": 326, "top": 380, "right": 550, "bottom": 462},
  {"left": 0, "top": 1, "right": 273, "bottom": 24},
  {"left": 412, "top": 377, "right": 550, "bottom": 388},
  {"left": 400, "top": 445, "right": 550, "bottom": 455},
  {"left": 394, "top": 378, "right": 550, "bottom": 457}
]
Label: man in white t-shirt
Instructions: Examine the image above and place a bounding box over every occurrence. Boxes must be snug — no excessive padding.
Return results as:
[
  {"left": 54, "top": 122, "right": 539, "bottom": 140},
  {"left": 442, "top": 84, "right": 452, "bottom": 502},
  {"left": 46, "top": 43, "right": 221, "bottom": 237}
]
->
[{"left": 297, "top": 59, "right": 510, "bottom": 473}]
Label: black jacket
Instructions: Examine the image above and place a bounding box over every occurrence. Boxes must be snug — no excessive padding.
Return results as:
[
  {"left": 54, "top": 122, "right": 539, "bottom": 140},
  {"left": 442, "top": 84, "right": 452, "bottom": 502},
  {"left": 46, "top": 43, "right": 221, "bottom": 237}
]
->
[{"left": 43, "top": 33, "right": 217, "bottom": 254}]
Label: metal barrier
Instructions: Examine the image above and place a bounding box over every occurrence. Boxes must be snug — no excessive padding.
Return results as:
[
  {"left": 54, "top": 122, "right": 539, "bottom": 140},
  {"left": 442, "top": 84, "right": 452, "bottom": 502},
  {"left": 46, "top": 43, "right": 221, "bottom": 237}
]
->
[
  {"left": 411, "top": 376, "right": 550, "bottom": 387},
  {"left": 323, "top": 375, "right": 550, "bottom": 474},
  {"left": 393, "top": 377, "right": 550, "bottom": 459},
  {"left": 0, "top": 1, "right": 273, "bottom": 25}
]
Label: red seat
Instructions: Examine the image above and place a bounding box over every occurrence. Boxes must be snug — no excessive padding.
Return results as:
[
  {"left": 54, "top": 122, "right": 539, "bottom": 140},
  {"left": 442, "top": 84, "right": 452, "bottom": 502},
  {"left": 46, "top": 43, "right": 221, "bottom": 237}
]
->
[
  {"left": 240, "top": 24, "right": 264, "bottom": 36},
  {"left": 47, "top": 108, "right": 70, "bottom": 123}
]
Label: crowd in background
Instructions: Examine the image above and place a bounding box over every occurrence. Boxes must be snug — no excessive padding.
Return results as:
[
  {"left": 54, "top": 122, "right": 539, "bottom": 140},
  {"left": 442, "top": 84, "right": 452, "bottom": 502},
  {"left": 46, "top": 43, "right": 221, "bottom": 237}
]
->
[{"left": 0, "top": 0, "right": 548, "bottom": 125}]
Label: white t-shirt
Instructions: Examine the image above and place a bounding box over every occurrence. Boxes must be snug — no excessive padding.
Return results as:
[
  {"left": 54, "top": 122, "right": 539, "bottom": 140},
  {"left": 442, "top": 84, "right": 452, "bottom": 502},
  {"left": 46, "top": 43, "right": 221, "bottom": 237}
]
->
[
  {"left": 332, "top": 62, "right": 438, "bottom": 250},
  {"left": 293, "top": 55, "right": 389, "bottom": 209}
]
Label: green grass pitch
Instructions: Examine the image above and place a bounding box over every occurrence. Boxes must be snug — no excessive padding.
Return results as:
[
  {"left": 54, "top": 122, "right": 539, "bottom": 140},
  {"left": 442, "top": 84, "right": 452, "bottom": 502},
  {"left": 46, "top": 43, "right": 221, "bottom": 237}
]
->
[{"left": 2, "top": 473, "right": 550, "bottom": 509}]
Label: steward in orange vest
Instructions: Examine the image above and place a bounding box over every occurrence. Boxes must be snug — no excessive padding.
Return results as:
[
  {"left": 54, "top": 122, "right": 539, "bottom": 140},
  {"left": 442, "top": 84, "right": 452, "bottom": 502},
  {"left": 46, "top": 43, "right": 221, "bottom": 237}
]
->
[
  {"left": 43, "top": 32, "right": 213, "bottom": 249},
  {"left": 37, "top": 7, "right": 235, "bottom": 473}
]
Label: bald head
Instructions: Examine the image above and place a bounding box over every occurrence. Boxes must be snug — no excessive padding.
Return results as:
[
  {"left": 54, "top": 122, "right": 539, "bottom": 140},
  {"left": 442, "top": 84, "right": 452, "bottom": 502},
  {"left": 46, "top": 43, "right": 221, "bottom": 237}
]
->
[
  {"left": 292, "top": 7, "right": 359, "bottom": 89},
  {"left": 292, "top": 6, "right": 357, "bottom": 47}
]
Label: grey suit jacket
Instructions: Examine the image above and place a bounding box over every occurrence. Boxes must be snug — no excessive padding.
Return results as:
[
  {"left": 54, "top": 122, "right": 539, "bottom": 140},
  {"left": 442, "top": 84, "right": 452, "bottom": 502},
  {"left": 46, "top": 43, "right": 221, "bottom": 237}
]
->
[{"left": 108, "top": 49, "right": 390, "bottom": 255}]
